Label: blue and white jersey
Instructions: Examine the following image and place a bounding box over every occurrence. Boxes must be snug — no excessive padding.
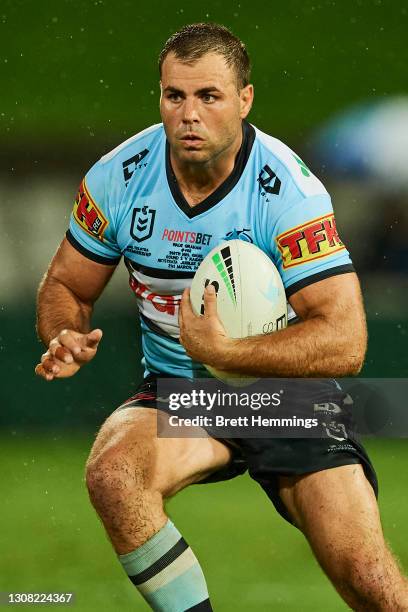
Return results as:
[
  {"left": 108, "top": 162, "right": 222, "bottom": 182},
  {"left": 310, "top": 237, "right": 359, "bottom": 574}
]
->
[{"left": 67, "top": 122, "right": 353, "bottom": 377}]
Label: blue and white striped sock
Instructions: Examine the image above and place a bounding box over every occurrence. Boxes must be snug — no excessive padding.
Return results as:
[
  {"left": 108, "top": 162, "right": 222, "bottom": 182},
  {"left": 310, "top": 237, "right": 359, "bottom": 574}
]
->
[{"left": 118, "top": 520, "right": 212, "bottom": 611}]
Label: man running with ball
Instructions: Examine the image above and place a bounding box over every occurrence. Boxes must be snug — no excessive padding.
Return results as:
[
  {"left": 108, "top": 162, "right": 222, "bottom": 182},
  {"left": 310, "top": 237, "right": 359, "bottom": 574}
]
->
[{"left": 36, "top": 23, "right": 408, "bottom": 611}]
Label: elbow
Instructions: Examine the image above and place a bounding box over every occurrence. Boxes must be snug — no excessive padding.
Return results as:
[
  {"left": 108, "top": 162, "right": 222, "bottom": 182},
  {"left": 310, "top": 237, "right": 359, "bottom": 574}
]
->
[
  {"left": 345, "top": 354, "right": 364, "bottom": 376},
  {"left": 340, "top": 331, "right": 367, "bottom": 376},
  {"left": 328, "top": 355, "right": 363, "bottom": 377}
]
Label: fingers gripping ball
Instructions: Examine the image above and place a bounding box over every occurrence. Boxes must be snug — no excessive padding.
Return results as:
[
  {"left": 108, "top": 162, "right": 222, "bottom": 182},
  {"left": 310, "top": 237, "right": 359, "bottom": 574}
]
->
[{"left": 190, "top": 240, "right": 288, "bottom": 383}]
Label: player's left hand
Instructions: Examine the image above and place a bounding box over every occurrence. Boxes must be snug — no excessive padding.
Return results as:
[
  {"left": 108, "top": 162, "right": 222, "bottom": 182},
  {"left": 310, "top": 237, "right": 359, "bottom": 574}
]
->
[{"left": 179, "top": 284, "right": 234, "bottom": 366}]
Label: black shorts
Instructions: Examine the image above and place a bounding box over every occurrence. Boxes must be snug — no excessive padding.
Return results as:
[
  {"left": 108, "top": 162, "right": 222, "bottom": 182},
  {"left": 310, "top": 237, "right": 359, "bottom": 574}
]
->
[{"left": 117, "top": 374, "right": 378, "bottom": 525}]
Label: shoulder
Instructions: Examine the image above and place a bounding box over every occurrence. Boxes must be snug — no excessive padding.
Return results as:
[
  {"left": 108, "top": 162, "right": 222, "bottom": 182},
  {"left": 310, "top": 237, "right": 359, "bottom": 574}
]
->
[
  {"left": 99, "top": 123, "right": 164, "bottom": 167},
  {"left": 85, "top": 123, "right": 164, "bottom": 196},
  {"left": 252, "top": 124, "right": 328, "bottom": 201}
]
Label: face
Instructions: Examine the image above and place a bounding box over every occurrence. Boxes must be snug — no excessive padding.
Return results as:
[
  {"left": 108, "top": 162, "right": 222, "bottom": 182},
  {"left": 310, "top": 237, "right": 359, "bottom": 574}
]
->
[{"left": 160, "top": 52, "right": 253, "bottom": 165}]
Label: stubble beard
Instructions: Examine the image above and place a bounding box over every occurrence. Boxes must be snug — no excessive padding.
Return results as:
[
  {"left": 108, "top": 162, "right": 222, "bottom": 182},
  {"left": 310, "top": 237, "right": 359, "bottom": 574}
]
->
[{"left": 172, "top": 127, "right": 240, "bottom": 170}]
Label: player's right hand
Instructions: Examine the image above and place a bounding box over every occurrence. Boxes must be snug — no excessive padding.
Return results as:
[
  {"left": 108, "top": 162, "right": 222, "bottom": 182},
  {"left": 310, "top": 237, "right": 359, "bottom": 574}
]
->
[{"left": 35, "top": 328, "right": 103, "bottom": 381}]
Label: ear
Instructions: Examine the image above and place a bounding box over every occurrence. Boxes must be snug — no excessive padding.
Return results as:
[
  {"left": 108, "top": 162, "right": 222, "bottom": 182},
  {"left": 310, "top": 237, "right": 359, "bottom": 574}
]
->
[
  {"left": 159, "top": 81, "right": 165, "bottom": 109},
  {"left": 239, "top": 84, "right": 254, "bottom": 119}
]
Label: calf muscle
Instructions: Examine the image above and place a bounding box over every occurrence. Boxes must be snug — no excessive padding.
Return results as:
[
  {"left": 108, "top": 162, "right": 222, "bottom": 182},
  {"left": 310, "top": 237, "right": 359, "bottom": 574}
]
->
[{"left": 279, "top": 465, "right": 408, "bottom": 610}]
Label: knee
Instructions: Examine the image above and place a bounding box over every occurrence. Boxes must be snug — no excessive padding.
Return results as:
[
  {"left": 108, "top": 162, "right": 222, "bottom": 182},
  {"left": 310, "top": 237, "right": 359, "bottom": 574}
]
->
[{"left": 85, "top": 437, "right": 155, "bottom": 506}]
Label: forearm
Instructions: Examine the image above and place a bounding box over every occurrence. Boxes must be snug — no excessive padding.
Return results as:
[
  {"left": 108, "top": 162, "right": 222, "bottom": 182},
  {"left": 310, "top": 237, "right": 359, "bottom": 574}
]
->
[
  {"left": 36, "top": 275, "right": 93, "bottom": 346},
  {"left": 215, "top": 315, "right": 366, "bottom": 377}
]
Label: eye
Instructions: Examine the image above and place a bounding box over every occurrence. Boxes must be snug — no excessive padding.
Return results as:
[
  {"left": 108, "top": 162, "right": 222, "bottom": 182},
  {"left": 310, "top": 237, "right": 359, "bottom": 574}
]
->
[
  {"left": 167, "top": 93, "right": 182, "bottom": 102},
  {"left": 201, "top": 93, "right": 216, "bottom": 103}
]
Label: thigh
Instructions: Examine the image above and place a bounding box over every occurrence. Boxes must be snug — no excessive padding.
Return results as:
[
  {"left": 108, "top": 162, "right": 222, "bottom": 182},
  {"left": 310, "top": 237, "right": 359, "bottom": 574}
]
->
[
  {"left": 241, "top": 376, "right": 378, "bottom": 524},
  {"left": 242, "top": 434, "right": 378, "bottom": 524},
  {"left": 279, "top": 464, "right": 384, "bottom": 568},
  {"left": 88, "top": 406, "right": 233, "bottom": 498}
]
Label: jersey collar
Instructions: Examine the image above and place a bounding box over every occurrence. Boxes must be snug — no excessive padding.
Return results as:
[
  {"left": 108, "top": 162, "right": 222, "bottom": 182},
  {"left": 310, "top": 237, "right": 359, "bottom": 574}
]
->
[{"left": 165, "top": 120, "right": 256, "bottom": 219}]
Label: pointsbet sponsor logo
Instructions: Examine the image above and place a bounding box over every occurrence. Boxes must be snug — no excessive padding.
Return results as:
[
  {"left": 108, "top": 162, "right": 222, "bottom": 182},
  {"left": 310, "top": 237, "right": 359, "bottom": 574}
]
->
[
  {"left": 162, "top": 229, "right": 212, "bottom": 245},
  {"left": 276, "top": 213, "right": 345, "bottom": 269}
]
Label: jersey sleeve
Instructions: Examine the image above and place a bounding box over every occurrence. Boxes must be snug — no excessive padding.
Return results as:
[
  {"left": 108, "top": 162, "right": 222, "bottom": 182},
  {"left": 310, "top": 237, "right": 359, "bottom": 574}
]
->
[
  {"left": 66, "top": 160, "right": 122, "bottom": 265},
  {"left": 269, "top": 193, "right": 354, "bottom": 297}
]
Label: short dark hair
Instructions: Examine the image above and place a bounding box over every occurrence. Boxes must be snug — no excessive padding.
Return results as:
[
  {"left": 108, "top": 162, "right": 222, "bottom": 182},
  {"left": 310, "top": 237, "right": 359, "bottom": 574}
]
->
[{"left": 159, "top": 23, "right": 251, "bottom": 90}]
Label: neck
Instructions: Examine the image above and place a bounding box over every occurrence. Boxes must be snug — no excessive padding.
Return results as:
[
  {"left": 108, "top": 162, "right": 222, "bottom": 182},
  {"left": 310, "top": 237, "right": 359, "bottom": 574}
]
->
[{"left": 170, "top": 127, "right": 243, "bottom": 206}]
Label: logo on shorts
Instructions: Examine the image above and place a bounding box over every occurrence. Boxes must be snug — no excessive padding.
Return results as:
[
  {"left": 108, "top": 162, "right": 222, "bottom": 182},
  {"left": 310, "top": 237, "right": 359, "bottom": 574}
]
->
[
  {"left": 73, "top": 179, "right": 108, "bottom": 240},
  {"left": 130, "top": 205, "right": 156, "bottom": 242},
  {"left": 314, "top": 402, "right": 342, "bottom": 414},
  {"left": 327, "top": 443, "right": 355, "bottom": 453},
  {"left": 276, "top": 214, "right": 345, "bottom": 269},
  {"left": 322, "top": 421, "right": 348, "bottom": 441}
]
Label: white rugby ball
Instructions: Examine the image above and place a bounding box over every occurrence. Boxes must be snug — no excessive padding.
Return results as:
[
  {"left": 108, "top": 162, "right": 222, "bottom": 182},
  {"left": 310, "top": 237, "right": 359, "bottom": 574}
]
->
[{"left": 190, "top": 240, "right": 287, "bottom": 383}]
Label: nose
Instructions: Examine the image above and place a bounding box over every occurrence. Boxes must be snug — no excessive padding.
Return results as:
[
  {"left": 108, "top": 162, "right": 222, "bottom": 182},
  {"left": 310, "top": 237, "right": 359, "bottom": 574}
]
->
[{"left": 182, "top": 97, "right": 200, "bottom": 124}]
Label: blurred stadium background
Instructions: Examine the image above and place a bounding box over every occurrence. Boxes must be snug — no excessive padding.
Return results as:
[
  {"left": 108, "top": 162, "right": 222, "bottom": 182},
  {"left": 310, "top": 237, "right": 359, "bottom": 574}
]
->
[{"left": 1, "top": 1, "right": 407, "bottom": 610}]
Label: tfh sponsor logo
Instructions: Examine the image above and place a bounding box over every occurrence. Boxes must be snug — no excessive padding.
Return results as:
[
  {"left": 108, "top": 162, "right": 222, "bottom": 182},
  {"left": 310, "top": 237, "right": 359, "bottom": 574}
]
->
[
  {"left": 73, "top": 179, "right": 108, "bottom": 240},
  {"left": 276, "top": 214, "right": 345, "bottom": 269}
]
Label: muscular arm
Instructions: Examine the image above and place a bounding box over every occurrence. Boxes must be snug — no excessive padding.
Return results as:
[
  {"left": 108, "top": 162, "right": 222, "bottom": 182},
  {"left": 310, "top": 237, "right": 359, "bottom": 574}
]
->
[
  {"left": 179, "top": 273, "right": 367, "bottom": 377},
  {"left": 37, "top": 238, "right": 116, "bottom": 343},
  {"left": 36, "top": 237, "right": 117, "bottom": 378}
]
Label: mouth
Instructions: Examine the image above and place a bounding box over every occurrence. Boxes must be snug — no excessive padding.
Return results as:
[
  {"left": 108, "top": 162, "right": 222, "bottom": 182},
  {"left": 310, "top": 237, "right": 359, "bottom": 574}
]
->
[{"left": 180, "top": 134, "right": 204, "bottom": 144}]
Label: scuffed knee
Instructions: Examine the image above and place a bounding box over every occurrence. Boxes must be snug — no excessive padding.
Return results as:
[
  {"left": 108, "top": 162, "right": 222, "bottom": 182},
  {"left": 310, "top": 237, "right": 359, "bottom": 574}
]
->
[{"left": 85, "top": 440, "right": 154, "bottom": 511}]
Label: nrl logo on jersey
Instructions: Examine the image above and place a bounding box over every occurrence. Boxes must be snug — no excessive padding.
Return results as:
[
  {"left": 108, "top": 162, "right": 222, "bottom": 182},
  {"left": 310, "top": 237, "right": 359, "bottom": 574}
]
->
[{"left": 130, "top": 205, "right": 156, "bottom": 242}]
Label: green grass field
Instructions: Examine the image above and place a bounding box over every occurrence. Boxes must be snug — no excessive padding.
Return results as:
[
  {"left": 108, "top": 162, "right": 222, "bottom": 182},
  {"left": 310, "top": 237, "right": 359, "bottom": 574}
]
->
[{"left": 1, "top": 434, "right": 407, "bottom": 611}]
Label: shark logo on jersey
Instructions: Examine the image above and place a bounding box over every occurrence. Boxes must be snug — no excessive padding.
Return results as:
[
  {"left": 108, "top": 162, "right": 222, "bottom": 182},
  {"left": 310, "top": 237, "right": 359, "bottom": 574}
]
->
[
  {"left": 224, "top": 228, "right": 253, "bottom": 243},
  {"left": 130, "top": 205, "right": 156, "bottom": 242}
]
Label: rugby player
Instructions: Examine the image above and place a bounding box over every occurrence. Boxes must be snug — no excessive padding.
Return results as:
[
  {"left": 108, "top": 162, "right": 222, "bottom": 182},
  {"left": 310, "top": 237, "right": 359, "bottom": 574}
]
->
[{"left": 35, "top": 23, "right": 408, "bottom": 611}]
